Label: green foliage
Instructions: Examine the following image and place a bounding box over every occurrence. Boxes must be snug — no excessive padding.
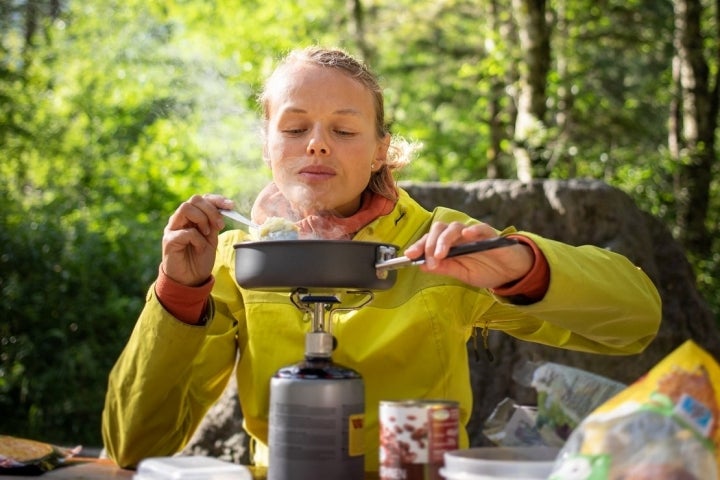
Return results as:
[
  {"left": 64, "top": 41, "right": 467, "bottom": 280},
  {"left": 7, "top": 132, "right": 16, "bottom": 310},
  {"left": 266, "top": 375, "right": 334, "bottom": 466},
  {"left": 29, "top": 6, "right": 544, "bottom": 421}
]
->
[
  {"left": 0, "top": 185, "right": 151, "bottom": 444},
  {"left": 0, "top": 0, "right": 268, "bottom": 444},
  {"left": 370, "top": 1, "right": 510, "bottom": 180}
]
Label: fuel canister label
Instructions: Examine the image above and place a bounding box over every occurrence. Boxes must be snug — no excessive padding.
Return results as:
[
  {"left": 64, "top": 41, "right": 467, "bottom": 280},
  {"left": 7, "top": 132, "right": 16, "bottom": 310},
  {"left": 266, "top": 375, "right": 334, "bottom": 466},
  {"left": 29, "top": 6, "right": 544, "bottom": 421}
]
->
[{"left": 348, "top": 413, "right": 365, "bottom": 456}]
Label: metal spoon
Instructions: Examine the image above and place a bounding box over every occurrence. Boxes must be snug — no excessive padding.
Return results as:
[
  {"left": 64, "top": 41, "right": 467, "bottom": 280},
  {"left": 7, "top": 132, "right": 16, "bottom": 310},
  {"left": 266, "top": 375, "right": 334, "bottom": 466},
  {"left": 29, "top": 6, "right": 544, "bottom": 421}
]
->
[
  {"left": 219, "top": 209, "right": 259, "bottom": 228},
  {"left": 220, "top": 209, "right": 299, "bottom": 240}
]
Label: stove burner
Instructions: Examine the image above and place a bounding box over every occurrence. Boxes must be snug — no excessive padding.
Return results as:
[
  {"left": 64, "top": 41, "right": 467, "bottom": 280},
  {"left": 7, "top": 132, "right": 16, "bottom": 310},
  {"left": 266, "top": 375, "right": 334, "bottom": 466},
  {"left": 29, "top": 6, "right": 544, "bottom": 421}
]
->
[{"left": 290, "top": 288, "right": 374, "bottom": 358}]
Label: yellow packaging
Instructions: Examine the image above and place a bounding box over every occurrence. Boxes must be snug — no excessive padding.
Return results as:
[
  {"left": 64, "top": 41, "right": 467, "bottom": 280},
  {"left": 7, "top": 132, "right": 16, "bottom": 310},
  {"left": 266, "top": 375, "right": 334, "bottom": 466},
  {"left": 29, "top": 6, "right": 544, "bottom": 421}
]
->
[{"left": 550, "top": 340, "right": 720, "bottom": 479}]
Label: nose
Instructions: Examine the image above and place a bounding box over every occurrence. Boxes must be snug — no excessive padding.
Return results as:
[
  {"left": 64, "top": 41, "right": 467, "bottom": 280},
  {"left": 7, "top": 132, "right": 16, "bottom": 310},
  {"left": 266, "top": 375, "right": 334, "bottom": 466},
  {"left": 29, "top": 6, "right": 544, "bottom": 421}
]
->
[{"left": 307, "top": 128, "right": 330, "bottom": 156}]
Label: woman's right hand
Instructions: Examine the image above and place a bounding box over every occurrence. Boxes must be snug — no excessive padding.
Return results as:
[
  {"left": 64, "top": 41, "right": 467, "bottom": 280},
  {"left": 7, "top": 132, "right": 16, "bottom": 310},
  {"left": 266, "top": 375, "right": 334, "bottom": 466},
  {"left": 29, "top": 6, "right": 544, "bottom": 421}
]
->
[{"left": 161, "top": 194, "right": 234, "bottom": 286}]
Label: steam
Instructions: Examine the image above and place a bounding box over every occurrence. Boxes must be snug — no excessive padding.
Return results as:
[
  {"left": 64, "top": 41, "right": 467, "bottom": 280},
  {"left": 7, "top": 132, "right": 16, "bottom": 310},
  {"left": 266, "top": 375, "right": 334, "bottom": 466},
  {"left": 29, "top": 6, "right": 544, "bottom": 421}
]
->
[
  {"left": 158, "top": 29, "right": 271, "bottom": 207},
  {"left": 251, "top": 180, "right": 360, "bottom": 240}
]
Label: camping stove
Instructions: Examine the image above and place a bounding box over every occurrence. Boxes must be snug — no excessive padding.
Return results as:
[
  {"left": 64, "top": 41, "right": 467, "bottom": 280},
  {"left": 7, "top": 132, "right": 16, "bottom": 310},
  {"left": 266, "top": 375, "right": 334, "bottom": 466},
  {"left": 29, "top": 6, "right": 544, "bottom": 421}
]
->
[{"left": 267, "top": 289, "right": 373, "bottom": 480}]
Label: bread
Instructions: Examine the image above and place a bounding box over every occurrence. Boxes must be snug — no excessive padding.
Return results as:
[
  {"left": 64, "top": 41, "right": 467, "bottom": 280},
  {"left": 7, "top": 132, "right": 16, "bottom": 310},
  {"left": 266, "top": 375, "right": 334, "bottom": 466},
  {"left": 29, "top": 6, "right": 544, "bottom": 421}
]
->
[{"left": 0, "top": 435, "right": 55, "bottom": 463}]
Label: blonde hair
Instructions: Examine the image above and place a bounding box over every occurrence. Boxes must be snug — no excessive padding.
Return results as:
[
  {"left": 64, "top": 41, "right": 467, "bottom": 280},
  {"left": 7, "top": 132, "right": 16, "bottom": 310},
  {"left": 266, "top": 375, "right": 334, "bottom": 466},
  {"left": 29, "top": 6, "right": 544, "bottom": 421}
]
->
[{"left": 258, "top": 46, "right": 418, "bottom": 202}]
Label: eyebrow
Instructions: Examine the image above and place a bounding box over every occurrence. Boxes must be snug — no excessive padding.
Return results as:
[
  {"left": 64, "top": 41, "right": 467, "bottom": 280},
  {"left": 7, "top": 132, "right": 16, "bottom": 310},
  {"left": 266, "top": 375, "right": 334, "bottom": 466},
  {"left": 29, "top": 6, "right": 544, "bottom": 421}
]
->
[{"left": 282, "top": 107, "right": 363, "bottom": 117}]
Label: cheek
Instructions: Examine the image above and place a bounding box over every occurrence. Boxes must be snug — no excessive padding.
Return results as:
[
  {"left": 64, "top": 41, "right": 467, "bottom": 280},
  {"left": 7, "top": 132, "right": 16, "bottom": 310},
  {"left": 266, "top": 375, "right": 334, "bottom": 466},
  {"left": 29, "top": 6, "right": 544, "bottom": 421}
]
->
[
  {"left": 268, "top": 148, "right": 303, "bottom": 180},
  {"left": 266, "top": 140, "right": 290, "bottom": 169},
  {"left": 269, "top": 157, "right": 289, "bottom": 181},
  {"left": 265, "top": 134, "right": 283, "bottom": 158},
  {"left": 267, "top": 134, "right": 305, "bottom": 159},
  {"left": 351, "top": 146, "right": 377, "bottom": 174}
]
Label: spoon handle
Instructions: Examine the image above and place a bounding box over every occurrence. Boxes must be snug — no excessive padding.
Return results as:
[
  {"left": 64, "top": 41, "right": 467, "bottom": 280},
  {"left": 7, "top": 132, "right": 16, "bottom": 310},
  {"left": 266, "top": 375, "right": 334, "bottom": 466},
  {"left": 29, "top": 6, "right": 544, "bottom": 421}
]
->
[{"left": 219, "top": 209, "right": 258, "bottom": 228}]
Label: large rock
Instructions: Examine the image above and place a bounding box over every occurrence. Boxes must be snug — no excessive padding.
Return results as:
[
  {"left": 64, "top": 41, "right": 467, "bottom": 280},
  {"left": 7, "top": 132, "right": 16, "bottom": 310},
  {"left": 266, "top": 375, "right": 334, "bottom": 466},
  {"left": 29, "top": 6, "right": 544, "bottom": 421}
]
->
[
  {"left": 183, "top": 179, "right": 720, "bottom": 457},
  {"left": 182, "top": 374, "right": 250, "bottom": 463}
]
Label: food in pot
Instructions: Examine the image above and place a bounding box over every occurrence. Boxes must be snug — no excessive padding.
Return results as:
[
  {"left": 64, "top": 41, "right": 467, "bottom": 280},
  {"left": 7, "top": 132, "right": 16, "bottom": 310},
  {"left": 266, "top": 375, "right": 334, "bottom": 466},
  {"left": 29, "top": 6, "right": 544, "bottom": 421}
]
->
[{"left": 250, "top": 216, "right": 299, "bottom": 241}]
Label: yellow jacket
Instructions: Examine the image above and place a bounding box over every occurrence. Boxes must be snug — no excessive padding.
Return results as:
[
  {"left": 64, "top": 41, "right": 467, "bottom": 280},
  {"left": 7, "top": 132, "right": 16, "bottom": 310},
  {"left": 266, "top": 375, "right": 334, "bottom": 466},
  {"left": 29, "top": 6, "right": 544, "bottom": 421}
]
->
[{"left": 102, "top": 189, "right": 661, "bottom": 471}]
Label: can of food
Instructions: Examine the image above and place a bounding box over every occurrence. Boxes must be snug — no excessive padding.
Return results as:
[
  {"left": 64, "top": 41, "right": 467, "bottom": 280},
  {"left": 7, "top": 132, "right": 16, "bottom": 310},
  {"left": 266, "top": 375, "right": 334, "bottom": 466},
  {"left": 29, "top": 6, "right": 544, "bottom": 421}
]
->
[{"left": 379, "top": 399, "right": 460, "bottom": 480}]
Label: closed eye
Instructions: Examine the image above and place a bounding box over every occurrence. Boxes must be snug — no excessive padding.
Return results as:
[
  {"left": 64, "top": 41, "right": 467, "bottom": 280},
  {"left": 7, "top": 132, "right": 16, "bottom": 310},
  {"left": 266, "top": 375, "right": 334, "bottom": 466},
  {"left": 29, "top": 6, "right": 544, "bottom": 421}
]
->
[{"left": 282, "top": 128, "right": 307, "bottom": 135}]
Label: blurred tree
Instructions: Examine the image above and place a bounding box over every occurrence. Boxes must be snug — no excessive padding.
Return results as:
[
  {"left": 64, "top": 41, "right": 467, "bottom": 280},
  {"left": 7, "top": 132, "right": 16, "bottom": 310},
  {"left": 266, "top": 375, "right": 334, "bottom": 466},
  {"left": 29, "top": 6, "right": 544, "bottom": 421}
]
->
[
  {"left": 511, "top": 0, "right": 551, "bottom": 181},
  {"left": 670, "top": 0, "right": 717, "bottom": 255},
  {"left": 0, "top": 0, "right": 265, "bottom": 444}
]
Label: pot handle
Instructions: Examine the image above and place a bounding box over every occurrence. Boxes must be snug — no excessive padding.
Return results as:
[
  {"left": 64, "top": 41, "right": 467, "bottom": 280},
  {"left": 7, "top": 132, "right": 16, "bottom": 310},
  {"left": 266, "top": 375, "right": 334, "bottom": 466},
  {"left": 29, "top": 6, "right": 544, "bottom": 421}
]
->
[{"left": 375, "top": 236, "right": 519, "bottom": 272}]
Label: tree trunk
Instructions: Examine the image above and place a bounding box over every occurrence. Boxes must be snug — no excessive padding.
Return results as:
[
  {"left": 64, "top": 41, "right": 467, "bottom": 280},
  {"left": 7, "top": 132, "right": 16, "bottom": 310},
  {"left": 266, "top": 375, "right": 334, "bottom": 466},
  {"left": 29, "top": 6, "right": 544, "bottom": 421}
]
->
[
  {"left": 348, "top": 0, "right": 376, "bottom": 67},
  {"left": 671, "top": 0, "right": 717, "bottom": 254},
  {"left": 486, "top": 0, "right": 506, "bottom": 179},
  {"left": 668, "top": 54, "right": 682, "bottom": 159},
  {"left": 547, "top": 0, "right": 574, "bottom": 177},
  {"left": 511, "top": 0, "right": 551, "bottom": 181}
]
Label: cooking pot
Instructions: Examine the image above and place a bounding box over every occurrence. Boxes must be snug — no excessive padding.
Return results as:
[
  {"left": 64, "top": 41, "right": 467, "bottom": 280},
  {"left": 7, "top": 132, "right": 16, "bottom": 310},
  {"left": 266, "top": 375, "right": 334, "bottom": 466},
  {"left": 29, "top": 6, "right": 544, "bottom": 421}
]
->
[{"left": 233, "top": 237, "right": 518, "bottom": 290}]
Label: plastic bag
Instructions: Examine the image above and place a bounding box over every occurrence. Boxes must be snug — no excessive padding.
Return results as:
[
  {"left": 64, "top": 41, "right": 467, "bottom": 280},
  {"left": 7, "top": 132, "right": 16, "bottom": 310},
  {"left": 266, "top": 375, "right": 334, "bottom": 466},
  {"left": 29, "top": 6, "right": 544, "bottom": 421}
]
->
[
  {"left": 519, "top": 362, "right": 626, "bottom": 447},
  {"left": 549, "top": 340, "right": 720, "bottom": 479},
  {"left": 483, "top": 362, "right": 627, "bottom": 448},
  {"left": 483, "top": 397, "right": 545, "bottom": 447}
]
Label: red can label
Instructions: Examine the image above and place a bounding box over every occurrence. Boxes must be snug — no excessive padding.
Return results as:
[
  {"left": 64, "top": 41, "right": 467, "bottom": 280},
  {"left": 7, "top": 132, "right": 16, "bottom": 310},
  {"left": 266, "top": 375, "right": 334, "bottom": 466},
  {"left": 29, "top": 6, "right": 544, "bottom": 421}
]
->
[{"left": 379, "top": 400, "right": 460, "bottom": 480}]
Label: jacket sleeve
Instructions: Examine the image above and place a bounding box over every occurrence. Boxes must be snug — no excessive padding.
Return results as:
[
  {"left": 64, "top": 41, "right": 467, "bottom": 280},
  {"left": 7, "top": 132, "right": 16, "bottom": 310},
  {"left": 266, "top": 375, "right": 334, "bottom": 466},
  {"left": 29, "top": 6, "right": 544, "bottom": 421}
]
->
[
  {"left": 101, "top": 287, "right": 238, "bottom": 468},
  {"left": 481, "top": 232, "right": 662, "bottom": 355}
]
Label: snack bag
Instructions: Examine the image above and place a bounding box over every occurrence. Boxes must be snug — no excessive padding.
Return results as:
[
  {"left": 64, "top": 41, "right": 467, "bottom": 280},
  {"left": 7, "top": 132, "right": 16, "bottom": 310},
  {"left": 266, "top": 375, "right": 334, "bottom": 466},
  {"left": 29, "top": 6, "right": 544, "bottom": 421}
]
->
[{"left": 549, "top": 340, "right": 720, "bottom": 479}]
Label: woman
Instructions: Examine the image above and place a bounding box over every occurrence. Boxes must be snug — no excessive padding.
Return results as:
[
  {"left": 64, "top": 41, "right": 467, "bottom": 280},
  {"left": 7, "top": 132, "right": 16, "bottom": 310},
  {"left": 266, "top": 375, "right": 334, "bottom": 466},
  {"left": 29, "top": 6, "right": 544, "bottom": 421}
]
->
[{"left": 101, "top": 46, "right": 662, "bottom": 473}]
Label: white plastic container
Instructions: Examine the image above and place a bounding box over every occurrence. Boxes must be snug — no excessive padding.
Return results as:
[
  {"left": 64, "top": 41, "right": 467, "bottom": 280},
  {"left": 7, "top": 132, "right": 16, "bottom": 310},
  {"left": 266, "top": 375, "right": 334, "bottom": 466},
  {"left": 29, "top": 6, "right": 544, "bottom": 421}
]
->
[
  {"left": 440, "top": 446, "right": 559, "bottom": 480},
  {"left": 133, "top": 456, "right": 252, "bottom": 480}
]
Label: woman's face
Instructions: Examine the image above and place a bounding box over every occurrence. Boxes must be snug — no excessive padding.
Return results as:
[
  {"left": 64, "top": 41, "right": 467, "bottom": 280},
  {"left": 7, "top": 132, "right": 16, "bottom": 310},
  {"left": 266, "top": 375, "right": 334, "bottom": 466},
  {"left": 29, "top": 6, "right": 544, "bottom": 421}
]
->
[{"left": 263, "top": 63, "right": 389, "bottom": 217}]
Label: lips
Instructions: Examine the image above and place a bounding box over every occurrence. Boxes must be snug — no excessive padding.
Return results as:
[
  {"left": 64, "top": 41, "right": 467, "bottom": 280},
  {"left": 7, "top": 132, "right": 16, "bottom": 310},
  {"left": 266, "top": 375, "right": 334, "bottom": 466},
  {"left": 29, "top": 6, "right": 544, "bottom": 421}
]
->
[{"left": 298, "top": 164, "right": 336, "bottom": 178}]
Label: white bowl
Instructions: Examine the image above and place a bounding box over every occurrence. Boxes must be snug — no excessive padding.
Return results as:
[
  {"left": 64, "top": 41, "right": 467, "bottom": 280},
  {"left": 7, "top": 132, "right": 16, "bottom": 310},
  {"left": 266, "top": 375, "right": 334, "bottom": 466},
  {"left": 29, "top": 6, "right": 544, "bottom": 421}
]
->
[
  {"left": 133, "top": 456, "right": 252, "bottom": 480},
  {"left": 440, "top": 446, "right": 559, "bottom": 480}
]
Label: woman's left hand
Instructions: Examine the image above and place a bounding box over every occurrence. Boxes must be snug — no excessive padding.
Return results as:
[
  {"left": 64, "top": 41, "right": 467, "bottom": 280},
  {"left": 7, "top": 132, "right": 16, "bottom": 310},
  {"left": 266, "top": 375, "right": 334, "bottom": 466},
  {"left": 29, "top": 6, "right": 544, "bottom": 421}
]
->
[{"left": 402, "top": 222, "right": 534, "bottom": 289}]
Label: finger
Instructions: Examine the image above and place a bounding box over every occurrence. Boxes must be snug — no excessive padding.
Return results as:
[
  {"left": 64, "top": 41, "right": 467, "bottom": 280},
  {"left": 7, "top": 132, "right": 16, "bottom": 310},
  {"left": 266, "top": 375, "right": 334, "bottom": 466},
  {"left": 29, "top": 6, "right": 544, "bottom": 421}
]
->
[
  {"left": 162, "top": 232, "right": 212, "bottom": 271},
  {"left": 168, "top": 195, "right": 231, "bottom": 234},
  {"left": 191, "top": 194, "right": 235, "bottom": 230},
  {"left": 403, "top": 233, "right": 429, "bottom": 260},
  {"left": 424, "top": 222, "right": 474, "bottom": 271},
  {"left": 422, "top": 222, "right": 448, "bottom": 257},
  {"left": 458, "top": 223, "right": 497, "bottom": 241},
  {"left": 431, "top": 221, "right": 468, "bottom": 257},
  {"left": 163, "top": 224, "right": 216, "bottom": 249},
  {"left": 421, "top": 222, "right": 456, "bottom": 269},
  {"left": 404, "top": 223, "right": 455, "bottom": 269},
  {"left": 166, "top": 205, "right": 212, "bottom": 235},
  {"left": 199, "top": 193, "right": 235, "bottom": 211}
]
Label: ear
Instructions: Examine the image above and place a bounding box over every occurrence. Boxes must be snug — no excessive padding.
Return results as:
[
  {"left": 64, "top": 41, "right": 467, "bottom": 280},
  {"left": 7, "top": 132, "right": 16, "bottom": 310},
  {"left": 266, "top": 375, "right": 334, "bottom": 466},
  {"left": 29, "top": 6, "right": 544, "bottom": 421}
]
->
[{"left": 373, "top": 133, "right": 391, "bottom": 169}]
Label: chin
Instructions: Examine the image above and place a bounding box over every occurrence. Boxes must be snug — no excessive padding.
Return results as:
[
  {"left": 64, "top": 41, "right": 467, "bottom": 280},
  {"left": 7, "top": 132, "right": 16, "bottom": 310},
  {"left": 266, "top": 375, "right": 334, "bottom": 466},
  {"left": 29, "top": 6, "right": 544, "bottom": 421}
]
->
[
  {"left": 287, "top": 195, "right": 332, "bottom": 215},
  {"left": 283, "top": 185, "right": 361, "bottom": 217}
]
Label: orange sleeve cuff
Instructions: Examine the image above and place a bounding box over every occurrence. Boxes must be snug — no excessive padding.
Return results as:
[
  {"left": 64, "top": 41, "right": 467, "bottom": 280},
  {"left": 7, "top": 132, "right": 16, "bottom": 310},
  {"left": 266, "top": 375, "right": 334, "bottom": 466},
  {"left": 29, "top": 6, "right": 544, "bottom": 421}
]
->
[
  {"left": 155, "top": 266, "right": 215, "bottom": 324},
  {"left": 490, "top": 235, "right": 549, "bottom": 304}
]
